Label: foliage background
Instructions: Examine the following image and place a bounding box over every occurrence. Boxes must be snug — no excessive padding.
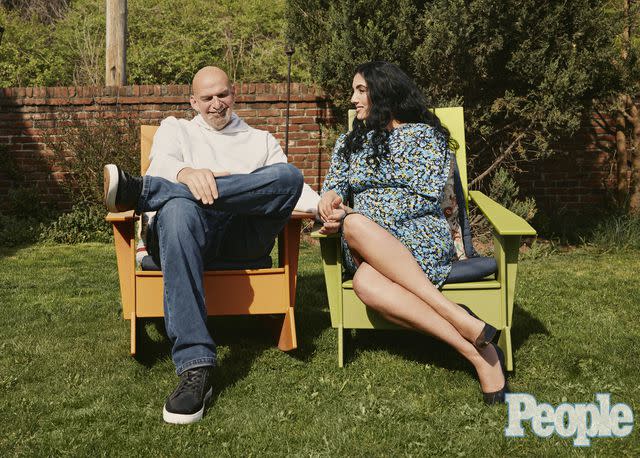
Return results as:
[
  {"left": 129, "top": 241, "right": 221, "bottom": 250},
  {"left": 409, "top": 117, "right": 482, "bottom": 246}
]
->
[
  {"left": 1, "top": 0, "right": 639, "bottom": 242},
  {"left": 0, "top": 0, "right": 311, "bottom": 86},
  {"left": 287, "top": 0, "right": 622, "bottom": 184}
]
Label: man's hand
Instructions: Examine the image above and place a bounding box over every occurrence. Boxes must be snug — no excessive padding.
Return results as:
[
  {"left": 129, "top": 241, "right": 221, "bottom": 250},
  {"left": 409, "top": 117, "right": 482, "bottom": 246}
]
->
[{"left": 177, "top": 167, "right": 230, "bottom": 205}]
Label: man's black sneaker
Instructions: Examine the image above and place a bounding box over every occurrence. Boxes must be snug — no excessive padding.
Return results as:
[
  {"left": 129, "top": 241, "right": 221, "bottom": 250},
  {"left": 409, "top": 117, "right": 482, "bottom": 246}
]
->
[
  {"left": 103, "top": 164, "right": 143, "bottom": 213},
  {"left": 163, "top": 366, "right": 214, "bottom": 424}
]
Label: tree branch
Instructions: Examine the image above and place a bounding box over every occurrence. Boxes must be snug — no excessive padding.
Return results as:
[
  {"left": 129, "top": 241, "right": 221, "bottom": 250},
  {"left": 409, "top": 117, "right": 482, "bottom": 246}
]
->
[{"left": 469, "top": 133, "right": 526, "bottom": 189}]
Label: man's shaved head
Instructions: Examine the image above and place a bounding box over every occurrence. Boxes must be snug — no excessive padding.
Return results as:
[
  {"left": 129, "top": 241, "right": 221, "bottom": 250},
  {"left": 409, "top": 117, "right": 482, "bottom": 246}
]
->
[
  {"left": 192, "top": 66, "right": 230, "bottom": 95},
  {"left": 190, "top": 66, "right": 235, "bottom": 130}
]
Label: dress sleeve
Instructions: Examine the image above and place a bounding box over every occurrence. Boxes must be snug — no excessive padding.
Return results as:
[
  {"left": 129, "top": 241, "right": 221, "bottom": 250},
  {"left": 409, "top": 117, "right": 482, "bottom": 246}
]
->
[
  {"left": 407, "top": 125, "right": 452, "bottom": 203},
  {"left": 321, "top": 133, "right": 351, "bottom": 202}
]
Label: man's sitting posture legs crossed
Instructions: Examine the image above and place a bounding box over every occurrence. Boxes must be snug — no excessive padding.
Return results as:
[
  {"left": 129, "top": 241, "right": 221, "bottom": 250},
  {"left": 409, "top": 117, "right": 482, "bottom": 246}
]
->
[{"left": 104, "top": 66, "right": 303, "bottom": 424}]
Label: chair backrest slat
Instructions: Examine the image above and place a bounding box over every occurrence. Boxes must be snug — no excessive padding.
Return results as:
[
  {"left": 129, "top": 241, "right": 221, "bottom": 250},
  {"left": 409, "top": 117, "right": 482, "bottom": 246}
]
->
[
  {"left": 140, "top": 125, "right": 158, "bottom": 175},
  {"left": 433, "top": 107, "right": 468, "bottom": 203},
  {"left": 347, "top": 107, "right": 468, "bottom": 204}
]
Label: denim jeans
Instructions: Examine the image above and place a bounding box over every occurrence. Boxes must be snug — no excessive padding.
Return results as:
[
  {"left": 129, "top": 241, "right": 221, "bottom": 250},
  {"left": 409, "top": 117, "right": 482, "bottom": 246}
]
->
[{"left": 140, "top": 163, "right": 303, "bottom": 374}]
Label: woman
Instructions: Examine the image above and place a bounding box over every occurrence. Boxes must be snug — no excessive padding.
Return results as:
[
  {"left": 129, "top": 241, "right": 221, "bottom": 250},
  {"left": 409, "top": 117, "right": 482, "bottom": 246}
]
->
[{"left": 318, "top": 61, "right": 507, "bottom": 404}]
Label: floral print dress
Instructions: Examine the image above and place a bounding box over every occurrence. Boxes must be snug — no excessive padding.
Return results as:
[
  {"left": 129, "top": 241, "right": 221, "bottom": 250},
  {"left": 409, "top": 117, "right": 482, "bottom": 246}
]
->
[{"left": 321, "top": 123, "right": 455, "bottom": 288}]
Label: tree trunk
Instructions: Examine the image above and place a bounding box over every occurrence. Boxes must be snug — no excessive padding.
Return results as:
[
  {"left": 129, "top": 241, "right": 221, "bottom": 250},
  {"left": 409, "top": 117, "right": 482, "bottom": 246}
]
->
[
  {"left": 615, "top": 96, "right": 629, "bottom": 208},
  {"left": 628, "top": 100, "right": 640, "bottom": 214},
  {"left": 615, "top": 0, "right": 632, "bottom": 210},
  {"left": 105, "top": 0, "right": 127, "bottom": 86}
]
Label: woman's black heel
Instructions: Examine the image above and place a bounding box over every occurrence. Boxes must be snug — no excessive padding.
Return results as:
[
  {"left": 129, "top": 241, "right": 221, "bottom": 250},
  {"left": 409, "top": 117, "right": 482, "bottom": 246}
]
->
[
  {"left": 482, "top": 343, "right": 509, "bottom": 405},
  {"left": 458, "top": 303, "right": 499, "bottom": 349}
]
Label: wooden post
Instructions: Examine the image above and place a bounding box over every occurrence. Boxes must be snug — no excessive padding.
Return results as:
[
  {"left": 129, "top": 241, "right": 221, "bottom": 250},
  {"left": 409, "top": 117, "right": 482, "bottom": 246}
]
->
[{"left": 105, "top": 0, "right": 127, "bottom": 86}]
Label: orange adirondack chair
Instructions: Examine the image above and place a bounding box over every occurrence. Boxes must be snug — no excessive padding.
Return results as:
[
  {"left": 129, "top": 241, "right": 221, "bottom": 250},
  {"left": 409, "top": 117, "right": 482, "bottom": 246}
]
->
[{"left": 106, "top": 125, "right": 314, "bottom": 355}]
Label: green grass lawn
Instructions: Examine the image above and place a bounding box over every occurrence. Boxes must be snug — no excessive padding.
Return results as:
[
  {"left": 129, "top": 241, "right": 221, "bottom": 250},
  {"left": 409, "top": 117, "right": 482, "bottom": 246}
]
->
[{"left": 0, "top": 242, "right": 638, "bottom": 456}]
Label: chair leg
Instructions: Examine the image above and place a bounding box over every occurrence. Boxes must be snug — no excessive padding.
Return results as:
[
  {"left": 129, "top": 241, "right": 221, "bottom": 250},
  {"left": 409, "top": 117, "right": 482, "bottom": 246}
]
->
[
  {"left": 130, "top": 311, "right": 137, "bottom": 356},
  {"left": 277, "top": 307, "right": 297, "bottom": 351},
  {"left": 338, "top": 325, "right": 344, "bottom": 368},
  {"left": 499, "top": 325, "right": 513, "bottom": 371}
]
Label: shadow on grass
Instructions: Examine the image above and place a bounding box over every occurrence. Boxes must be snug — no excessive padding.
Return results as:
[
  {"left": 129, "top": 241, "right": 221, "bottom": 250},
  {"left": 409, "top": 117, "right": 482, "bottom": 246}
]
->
[
  {"left": 346, "top": 329, "right": 469, "bottom": 372},
  {"left": 335, "top": 303, "right": 549, "bottom": 375},
  {"left": 511, "top": 302, "right": 549, "bottom": 346},
  {"left": 130, "top": 271, "right": 330, "bottom": 398},
  {"left": 0, "top": 244, "right": 36, "bottom": 261},
  {"left": 284, "top": 273, "right": 331, "bottom": 363},
  {"left": 133, "top": 316, "right": 290, "bottom": 402}
]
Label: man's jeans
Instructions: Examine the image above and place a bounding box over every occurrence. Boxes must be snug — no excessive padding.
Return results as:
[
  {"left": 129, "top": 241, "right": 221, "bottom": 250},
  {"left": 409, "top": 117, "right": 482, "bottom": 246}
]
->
[{"left": 138, "top": 163, "right": 303, "bottom": 374}]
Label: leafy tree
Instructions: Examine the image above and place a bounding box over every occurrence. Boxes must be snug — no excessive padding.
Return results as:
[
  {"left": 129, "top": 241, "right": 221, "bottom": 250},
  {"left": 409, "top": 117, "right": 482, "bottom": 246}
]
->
[
  {"left": 126, "top": 0, "right": 309, "bottom": 84},
  {"left": 1, "top": 0, "right": 69, "bottom": 23},
  {"left": 610, "top": 0, "right": 640, "bottom": 214},
  {"left": 0, "top": 8, "right": 65, "bottom": 86},
  {"left": 288, "top": 0, "right": 623, "bottom": 201},
  {"left": 0, "top": 0, "right": 310, "bottom": 86}
]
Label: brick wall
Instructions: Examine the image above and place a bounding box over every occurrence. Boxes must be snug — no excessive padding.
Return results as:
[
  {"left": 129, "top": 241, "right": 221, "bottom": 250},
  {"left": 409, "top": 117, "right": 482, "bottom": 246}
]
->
[
  {"left": 0, "top": 83, "right": 625, "bottom": 217},
  {"left": 0, "top": 83, "right": 335, "bottom": 209},
  {"left": 516, "top": 114, "right": 617, "bottom": 218}
]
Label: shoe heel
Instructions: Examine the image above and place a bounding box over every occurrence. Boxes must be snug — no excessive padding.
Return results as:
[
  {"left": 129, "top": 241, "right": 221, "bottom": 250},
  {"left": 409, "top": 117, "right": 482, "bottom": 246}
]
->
[
  {"left": 482, "top": 343, "right": 509, "bottom": 405},
  {"left": 458, "top": 303, "right": 499, "bottom": 349}
]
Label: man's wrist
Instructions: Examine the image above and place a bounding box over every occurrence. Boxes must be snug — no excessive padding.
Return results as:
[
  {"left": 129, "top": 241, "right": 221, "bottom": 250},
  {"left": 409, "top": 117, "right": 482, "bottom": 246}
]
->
[{"left": 177, "top": 167, "right": 192, "bottom": 182}]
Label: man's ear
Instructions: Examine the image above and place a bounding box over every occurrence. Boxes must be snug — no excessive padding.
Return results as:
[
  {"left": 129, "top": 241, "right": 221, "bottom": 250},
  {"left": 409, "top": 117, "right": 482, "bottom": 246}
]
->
[{"left": 189, "top": 95, "right": 199, "bottom": 112}]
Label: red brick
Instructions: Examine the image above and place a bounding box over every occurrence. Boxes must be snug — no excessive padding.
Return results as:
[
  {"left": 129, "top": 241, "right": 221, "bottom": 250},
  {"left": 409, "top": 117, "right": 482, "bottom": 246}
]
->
[
  {"left": 138, "top": 85, "right": 154, "bottom": 96},
  {"left": 290, "top": 116, "right": 315, "bottom": 124},
  {"left": 69, "top": 98, "right": 93, "bottom": 105},
  {"left": 300, "top": 124, "right": 319, "bottom": 131},
  {"left": 295, "top": 140, "right": 318, "bottom": 147},
  {"left": 288, "top": 147, "right": 313, "bottom": 154}
]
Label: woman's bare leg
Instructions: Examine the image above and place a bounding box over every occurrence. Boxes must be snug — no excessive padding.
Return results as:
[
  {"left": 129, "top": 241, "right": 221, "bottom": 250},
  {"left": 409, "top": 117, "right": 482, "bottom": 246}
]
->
[
  {"left": 353, "top": 262, "right": 504, "bottom": 393},
  {"left": 343, "top": 214, "right": 486, "bottom": 344}
]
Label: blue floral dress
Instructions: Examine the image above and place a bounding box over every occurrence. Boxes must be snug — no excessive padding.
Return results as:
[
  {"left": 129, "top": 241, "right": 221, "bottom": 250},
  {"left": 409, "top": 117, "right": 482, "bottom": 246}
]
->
[{"left": 321, "top": 124, "right": 455, "bottom": 288}]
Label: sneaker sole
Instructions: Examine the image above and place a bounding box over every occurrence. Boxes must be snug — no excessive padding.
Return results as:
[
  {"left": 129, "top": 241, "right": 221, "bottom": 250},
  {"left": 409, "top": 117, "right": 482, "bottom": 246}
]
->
[
  {"left": 103, "top": 164, "right": 119, "bottom": 213},
  {"left": 162, "top": 387, "right": 213, "bottom": 425}
]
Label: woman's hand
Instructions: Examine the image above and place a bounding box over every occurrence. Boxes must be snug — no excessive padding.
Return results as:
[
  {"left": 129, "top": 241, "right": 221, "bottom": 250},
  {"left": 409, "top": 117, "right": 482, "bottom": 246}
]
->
[
  {"left": 319, "top": 198, "right": 350, "bottom": 235},
  {"left": 320, "top": 203, "right": 347, "bottom": 235},
  {"left": 318, "top": 190, "right": 341, "bottom": 222}
]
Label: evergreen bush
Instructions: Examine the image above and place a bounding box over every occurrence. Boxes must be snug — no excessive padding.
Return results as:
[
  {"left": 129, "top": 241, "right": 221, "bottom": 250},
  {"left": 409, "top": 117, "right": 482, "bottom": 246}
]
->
[{"left": 287, "top": 0, "right": 623, "bottom": 219}]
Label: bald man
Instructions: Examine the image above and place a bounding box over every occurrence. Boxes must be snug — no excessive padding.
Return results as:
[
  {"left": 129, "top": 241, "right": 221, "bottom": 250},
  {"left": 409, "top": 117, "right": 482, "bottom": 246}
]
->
[{"left": 103, "top": 66, "right": 304, "bottom": 424}]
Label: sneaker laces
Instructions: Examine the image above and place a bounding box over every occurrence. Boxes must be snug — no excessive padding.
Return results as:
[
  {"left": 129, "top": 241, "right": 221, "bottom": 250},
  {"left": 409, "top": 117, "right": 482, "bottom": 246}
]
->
[{"left": 174, "top": 369, "right": 206, "bottom": 396}]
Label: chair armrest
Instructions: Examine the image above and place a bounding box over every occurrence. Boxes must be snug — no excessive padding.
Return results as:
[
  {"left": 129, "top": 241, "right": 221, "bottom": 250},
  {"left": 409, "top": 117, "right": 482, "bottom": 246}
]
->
[
  {"left": 105, "top": 210, "right": 137, "bottom": 222},
  {"left": 469, "top": 191, "right": 536, "bottom": 236},
  {"left": 291, "top": 211, "right": 316, "bottom": 220},
  {"left": 310, "top": 223, "right": 340, "bottom": 239}
]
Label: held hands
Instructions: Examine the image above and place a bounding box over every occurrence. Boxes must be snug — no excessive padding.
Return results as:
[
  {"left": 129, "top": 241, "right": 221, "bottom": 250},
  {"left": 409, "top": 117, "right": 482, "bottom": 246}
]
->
[
  {"left": 318, "top": 192, "right": 348, "bottom": 235},
  {"left": 177, "top": 167, "right": 230, "bottom": 205}
]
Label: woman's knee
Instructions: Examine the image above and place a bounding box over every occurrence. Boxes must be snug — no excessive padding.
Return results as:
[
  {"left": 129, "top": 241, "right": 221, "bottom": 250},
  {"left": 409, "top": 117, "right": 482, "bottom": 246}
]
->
[
  {"left": 342, "top": 213, "right": 369, "bottom": 247},
  {"left": 352, "top": 263, "right": 380, "bottom": 305}
]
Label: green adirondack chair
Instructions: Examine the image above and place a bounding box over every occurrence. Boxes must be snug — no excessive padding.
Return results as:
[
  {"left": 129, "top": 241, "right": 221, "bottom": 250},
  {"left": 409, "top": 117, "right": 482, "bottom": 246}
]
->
[{"left": 311, "top": 107, "right": 536, "bottom": 369}]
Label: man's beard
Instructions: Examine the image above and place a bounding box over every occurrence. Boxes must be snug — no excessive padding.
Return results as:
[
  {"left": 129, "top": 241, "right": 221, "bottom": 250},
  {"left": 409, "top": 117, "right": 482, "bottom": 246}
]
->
[{"left": 205, "top": 107, "right": 232, "bottom": 130}]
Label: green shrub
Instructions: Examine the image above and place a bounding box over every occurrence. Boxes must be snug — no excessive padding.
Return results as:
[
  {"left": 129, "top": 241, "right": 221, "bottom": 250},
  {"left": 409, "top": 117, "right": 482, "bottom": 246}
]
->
[
  {"left": 487, "top": 168, "right": 537, "bottom": 222},
  {"left": 0, "top": 213, "right": 43, "bottom": 246},
  {"left": 1, "top": 0, "right": 310, "bottom": 87},
  {"left": 588, "top": 214, "right": 640, "bottom": 252},
  {"left": 469, "top": 167, "right": 537, "bottom": 243},
  {"left": 0, "top": 181, "right": 59, "bottom": 246},
  {"left": 38, "top": 204, "right": 112, "bottom": 244},
  {"left": 49, "top": 118, "right": 140, "bottom": 208},
  {"left": 288, "top": 0, "right": 622, "bottom": 191},
  {"left": 4, "top": 186, "right": 50, "bottom": 217}
]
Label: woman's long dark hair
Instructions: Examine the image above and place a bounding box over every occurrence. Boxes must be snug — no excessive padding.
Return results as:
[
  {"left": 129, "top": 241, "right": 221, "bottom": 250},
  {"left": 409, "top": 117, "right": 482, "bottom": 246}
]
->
[{"left": 340, "top": 61, "right": 451, "bottom": 165}]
